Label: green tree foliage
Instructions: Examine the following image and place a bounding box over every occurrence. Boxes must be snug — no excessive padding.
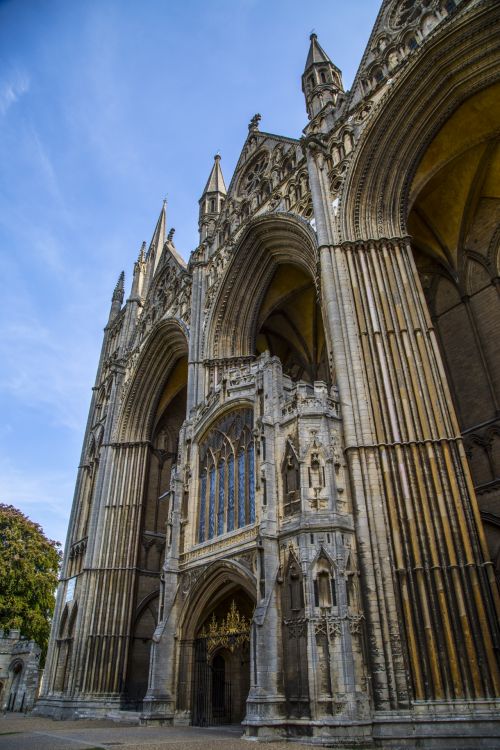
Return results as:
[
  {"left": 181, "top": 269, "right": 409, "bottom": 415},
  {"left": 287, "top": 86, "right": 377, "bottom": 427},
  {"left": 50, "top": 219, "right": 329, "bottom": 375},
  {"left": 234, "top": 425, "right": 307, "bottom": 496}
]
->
[{"left": 0, "top": 504, "right": 61, "bottom": 663}]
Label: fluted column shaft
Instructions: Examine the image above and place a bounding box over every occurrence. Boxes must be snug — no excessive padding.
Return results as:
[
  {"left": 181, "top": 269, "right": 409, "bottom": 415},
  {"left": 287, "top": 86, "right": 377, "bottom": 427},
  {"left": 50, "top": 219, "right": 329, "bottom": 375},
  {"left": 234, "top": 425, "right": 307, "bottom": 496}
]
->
[
  {"left": 74, "top": 441, "right": 149, "bottom": 696},
  {"left": 340, "top": 236, "right": 500, "bottom": 699},
  {"left": 306, "top": 142, "right": 500, "bottom": 707}
]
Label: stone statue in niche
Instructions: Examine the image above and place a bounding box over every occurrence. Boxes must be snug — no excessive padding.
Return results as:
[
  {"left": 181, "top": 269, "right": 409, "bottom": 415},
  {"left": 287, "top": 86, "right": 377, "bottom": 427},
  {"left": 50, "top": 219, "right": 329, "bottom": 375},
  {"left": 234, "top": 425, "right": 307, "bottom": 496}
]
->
[
  {"left": 331, "top": 429, "right": 343, "bottom": 470},
  {"left": 307, "top": 435, "right": 327, "bottom": 510},
  {"left": 283, "top": 440, "right": 301, "bottom": 516}
]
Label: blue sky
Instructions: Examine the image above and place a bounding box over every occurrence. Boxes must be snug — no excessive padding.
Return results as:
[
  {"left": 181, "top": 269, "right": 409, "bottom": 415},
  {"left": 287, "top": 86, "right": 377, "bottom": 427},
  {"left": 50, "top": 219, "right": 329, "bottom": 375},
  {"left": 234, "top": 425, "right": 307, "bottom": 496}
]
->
[{"left": 0, "top": 0, "right": 381, "bottom": 545}]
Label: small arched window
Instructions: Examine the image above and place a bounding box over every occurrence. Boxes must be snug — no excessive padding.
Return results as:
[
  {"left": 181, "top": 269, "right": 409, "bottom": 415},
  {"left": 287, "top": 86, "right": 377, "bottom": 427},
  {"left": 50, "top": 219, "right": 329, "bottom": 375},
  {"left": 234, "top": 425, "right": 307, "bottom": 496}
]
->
[
  {"left": 313, "top": 555, "right": 337, "bottom": 609},
  {"left": 320, "top": 70, "right": 327, "bottom": 83},
  {"left": 198, "top": 408, "right": 255, "bottom": 542},
  {"left": 209, "top": 199, "right": 215, "bottom": 212}
]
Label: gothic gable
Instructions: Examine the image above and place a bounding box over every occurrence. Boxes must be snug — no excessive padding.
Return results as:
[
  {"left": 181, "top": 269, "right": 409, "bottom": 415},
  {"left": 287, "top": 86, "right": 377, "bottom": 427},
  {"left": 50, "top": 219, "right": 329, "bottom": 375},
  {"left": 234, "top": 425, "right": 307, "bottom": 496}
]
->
[
  {"left": 216, "top": 121, "right": 312, "bottom": 250},
  {"left": 348, "top": 0, "right": 463, "bottom": 110}
]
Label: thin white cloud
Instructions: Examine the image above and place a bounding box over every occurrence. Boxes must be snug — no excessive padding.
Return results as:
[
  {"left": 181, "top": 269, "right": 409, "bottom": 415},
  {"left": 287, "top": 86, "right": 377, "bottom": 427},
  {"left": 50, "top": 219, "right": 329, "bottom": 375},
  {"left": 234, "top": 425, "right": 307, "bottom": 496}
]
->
[
  {"left": 0, "top": 457, "right": 72, "bottom": 545},
  {"left": 0, "top": 70, "right": 30, "bottom": 116},
  {"left": 0, "top": 312, "right": 97, "bottom": 433}
]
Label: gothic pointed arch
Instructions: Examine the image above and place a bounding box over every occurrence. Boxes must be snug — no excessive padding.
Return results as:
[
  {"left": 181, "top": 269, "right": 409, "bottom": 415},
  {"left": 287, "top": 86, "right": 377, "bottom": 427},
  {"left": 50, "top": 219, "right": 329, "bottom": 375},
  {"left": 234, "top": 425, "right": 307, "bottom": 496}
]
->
[
  {"left": 196, "top": 405, "right": 255, "bottom": 543},
  {"left": 118, "top": 318, "right": 188, "bottom": 443},
  {"left": 339, "top": 4, "right": 500, "bottom": 242},
  {"left": 312, "top": 548, "right": 337, "bottom": 610},
  {"left": 124, "top": 592, "right": 159, "bottom": 707},
  {"left": 205, "top": 213, "right": 318, "bottom": 360},
  {"left": 337, "top": 2, "right": 500, "bottom": 580},
  {"left": 179, "top": 559, "right": 257, "bottom": 642},
  {"left": 53, "top": 601, "right": 78, "bottom": 693},
  {"left": 178, "top": 560, "right": 256, "bottom": 726},
  {"left": 116, "top": 318, "right": 188, "bottom": 703}
]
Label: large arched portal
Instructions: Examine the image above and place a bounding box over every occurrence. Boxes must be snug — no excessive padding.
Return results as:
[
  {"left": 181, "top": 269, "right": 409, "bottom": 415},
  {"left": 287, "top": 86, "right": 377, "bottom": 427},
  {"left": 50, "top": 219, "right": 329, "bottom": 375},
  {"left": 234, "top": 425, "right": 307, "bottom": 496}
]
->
[
  {"left": 175, "top": 562, "right": 256, "bottom": 727},
  {"left": 192, "top": 591, "right": 253, "bottom": 725},
  {"left": 407, "top": 84, "right": 500, "bottom": 578},
  {"left": 255, "top": 263, "right": 330, "bottom": 385},
  {"left": 206, "top": 214, "right": 318, "bottom": 361},
  {"left": 122, "top": 325, "right": 188, "bottom": 707}
]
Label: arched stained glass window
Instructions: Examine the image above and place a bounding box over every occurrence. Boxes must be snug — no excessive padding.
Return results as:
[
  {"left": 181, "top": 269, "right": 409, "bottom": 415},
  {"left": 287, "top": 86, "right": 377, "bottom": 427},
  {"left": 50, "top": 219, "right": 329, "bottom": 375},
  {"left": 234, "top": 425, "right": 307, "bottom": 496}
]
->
[
  {"left": 227, "top": 455, "right": 235, "bottom": 532},
  {"left": 238, "top": 451, "right": 246, "bottom": 527},
  {"left": 197, "top": 408, "right": 255, "bottom": 543},
  {"left": 217, "top": 460, "right": 225, "bottom": 535},
  {"left": 248, "top": 442, "right": 255, "bottom": 524},
  {"left": 208, "top": 466, "right": 216, "bottom": 539},
  {"left": 198, "top": 472, "right": 207, "bottom": 541}
]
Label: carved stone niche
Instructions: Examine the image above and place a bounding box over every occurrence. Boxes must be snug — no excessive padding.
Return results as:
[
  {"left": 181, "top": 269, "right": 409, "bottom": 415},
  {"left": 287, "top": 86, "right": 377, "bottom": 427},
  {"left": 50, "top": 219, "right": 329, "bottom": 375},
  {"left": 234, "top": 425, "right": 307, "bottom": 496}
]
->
[
  {"left": 305, "top": 434, "right": 327, "bottom": 510},
  {"left": 282, "top": 438, "right": 301, "bottom": 517}
]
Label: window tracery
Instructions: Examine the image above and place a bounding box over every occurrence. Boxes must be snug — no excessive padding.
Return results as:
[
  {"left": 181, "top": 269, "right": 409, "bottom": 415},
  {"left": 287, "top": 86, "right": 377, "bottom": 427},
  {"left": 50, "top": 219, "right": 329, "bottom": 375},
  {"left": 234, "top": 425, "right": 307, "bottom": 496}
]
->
[
  {"left": 241, "top": 152, "right": 269, "bottom": 196},
  {"left": 198, "top": 408, "right": 255, "bottom": 542}
]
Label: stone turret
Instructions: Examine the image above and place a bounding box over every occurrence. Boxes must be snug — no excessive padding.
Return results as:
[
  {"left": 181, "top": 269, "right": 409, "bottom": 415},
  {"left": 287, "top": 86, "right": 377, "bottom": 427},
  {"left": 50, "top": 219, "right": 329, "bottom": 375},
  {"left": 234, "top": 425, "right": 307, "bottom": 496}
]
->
[
  {"left": 198, "top": 154, "right": 227, "bottom": 242},
  {"left": 302, "top": 33, "right": 343, "bottom": 120}
]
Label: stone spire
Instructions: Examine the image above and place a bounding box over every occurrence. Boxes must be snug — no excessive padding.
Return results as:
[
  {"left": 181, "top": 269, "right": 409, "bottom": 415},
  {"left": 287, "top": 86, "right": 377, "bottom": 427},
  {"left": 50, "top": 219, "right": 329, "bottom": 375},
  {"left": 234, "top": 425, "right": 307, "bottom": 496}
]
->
[
  {"left": 302, "top": 33, "right": 343, "bottom": 120},
  {"left": 130, "top": 242, "right": 147, "bottom": 300},
  {"left": 147, "top": 200, "right": 167, "bottom": 272},
  {"left": 108, "top": 270, "right": 124, "bottom": 322},
  {"left": 199, "top": 154, "right": 227, "bottom": 242}
]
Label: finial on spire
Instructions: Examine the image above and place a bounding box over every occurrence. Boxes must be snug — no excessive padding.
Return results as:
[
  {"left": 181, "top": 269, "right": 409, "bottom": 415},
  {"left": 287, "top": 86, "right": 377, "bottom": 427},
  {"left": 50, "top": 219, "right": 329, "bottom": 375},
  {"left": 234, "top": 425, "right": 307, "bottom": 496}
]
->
[
  {"left": 248, "top": 113, "right": 261, "bottom": 131},
  {"left": 167, "top": 228, "right": 175, "bottom": 243},
  {"left": 138, "top": 241, "right": 146, "bottom": 263},
  {"left": 214, "top": 152, "right": 221, "bottom": 161}
]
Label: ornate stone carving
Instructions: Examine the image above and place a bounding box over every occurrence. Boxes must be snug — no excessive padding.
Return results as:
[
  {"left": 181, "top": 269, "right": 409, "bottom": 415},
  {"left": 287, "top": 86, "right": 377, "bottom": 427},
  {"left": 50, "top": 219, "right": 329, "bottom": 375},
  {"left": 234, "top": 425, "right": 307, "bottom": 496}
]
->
[
  {"left": 283, "top": 617, "right": 307, "bottom": 639},
  {"left": 199, "top": 600, "right": 250, "bottom": 655}
]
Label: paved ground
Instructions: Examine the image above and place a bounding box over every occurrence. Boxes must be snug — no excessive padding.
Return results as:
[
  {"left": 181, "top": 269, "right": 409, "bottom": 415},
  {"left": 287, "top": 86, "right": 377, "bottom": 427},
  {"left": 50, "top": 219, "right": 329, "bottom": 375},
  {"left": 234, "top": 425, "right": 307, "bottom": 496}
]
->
[{"left": 0, "top": 714, "right": 315, "bottom": 750}]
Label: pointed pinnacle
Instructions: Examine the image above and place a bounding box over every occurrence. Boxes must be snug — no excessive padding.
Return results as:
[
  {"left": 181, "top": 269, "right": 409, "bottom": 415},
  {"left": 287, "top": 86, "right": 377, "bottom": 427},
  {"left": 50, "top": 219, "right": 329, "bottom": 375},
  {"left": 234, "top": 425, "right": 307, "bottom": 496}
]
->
[
  {"left": 304, "top": 33, "right": 333, "bottom": 71},
  {"left": 201, "top": 154, "right": 227, "bottom": 197},
  {"left": 112, "top": 271, "right": 125, "bottom": 302}
]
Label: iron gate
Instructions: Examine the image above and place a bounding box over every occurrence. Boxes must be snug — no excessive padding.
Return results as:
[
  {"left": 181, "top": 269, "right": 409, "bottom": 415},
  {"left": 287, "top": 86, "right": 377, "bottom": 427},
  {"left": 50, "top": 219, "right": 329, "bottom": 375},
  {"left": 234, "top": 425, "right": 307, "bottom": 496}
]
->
[{"left": 192, "top": 639, "right": 232, "bottom": 726}]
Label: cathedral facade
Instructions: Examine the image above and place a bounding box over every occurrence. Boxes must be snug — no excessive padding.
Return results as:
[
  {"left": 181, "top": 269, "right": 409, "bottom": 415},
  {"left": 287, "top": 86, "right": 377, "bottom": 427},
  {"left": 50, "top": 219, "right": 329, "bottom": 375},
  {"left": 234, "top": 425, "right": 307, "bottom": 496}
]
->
[{"left": 37, "top": 0, "right": 500, "bottom": 746}]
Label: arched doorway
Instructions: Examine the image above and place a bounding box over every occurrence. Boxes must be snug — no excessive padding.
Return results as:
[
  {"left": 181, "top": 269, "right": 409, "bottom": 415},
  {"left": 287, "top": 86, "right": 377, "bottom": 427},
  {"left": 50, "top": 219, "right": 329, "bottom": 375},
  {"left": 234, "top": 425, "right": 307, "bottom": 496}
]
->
[
  {"left": 192, "top": 590, "right": 253, "bottom": 726},
  {"left": 407, "top": 84, "right": 500, "bottom": 577},
  {"left": 54, "top": 602, "right": 78, "bottom": 693},
  {"left": 124, "top": 353, "right": 188, "bottom": 707},
  {"left": 7, "top": 662, "right": 23, "bottom": 712}
]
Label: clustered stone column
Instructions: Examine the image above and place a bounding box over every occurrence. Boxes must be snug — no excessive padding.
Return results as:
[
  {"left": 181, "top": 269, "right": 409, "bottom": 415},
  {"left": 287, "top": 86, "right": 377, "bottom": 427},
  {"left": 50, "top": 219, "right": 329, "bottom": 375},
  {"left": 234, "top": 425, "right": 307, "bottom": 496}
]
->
[{"left": 307, "top": 141, "right": 500, "bottom": 707}]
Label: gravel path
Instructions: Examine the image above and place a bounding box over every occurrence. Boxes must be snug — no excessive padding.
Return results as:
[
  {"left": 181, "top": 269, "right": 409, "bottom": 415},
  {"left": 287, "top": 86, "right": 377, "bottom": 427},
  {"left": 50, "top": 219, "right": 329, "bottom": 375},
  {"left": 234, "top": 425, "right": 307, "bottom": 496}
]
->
[{"left": 0, "top": 714, "right": 316, "bottom": 750}]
